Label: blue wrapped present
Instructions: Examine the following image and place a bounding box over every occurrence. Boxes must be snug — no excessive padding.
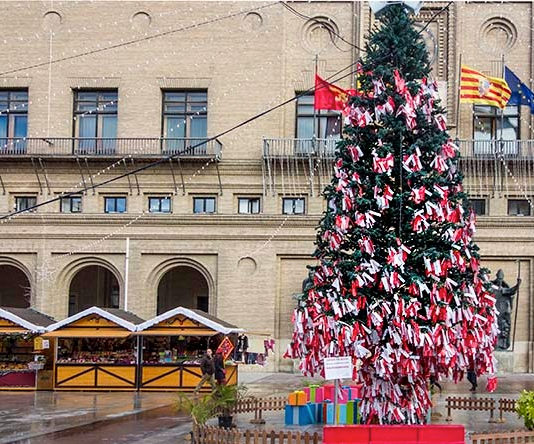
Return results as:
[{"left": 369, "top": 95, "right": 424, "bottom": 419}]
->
[
  {"left": 284, "top": 404, "right": 315, "bottom": 426},
  {"left": 337, "top": 403, "right": 347, "bottom": 425},
  {"left": 323, "top": 402, "right": 335, "bottom": 425}
]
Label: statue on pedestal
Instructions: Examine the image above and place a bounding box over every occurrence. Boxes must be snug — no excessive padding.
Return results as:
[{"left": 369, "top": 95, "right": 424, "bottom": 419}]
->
[
  {"left": 492, "top": 269, "right": 521, "bottom": 351},
  {"left": 301, "top": 269, "right": 315, "bottom": 294}
]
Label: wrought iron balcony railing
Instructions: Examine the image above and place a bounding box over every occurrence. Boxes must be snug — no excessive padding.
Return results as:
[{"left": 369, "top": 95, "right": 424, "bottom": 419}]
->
[
  {"left": 263, "top": 138, "right": 337, "bottom": 159},
  {"left": 0, "top": 137, "right": 222, "bottom": 159},
  {"left": 263, "top": 138, "right": 534, "bottom": 160},
  {"left": 457, "top": 139, "right": 534, "bottom": 158}
]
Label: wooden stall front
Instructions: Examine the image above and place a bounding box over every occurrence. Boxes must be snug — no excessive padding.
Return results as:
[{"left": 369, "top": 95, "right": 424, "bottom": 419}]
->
[
  {"left": 44, "top": 307, "right": 143, "bottom": 391},
  {"left": 136, "top": 307, "right": 243, "bottom": 391},
  {"left": 0, "top": 307, "right": 55, "bottom": 390}
]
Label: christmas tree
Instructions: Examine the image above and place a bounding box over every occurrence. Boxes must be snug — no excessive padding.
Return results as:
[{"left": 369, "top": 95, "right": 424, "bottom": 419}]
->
[{"left": 286, "top": 4, "right": 498, "bottom": 424}]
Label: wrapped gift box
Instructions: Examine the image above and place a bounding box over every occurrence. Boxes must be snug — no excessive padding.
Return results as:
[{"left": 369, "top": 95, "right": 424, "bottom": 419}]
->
[
  {"left": 346, "top": 400, "right": 355, "bottom": 425},
  {"left": 346, "top": 399, "right": 362, "bottom": 424},
  {"left": 323, "top": 384, "right": 335, "bottom": 401},
  {"left": 284, "top": 404, "right": 315, "bottom": 426},
  {"left": 338, "top": 388, "right": 349, "bottom": 404},
  {"left": 349, "top": 384, "right": 362, "bottom": 400},
  {"left": 323, "top": 401, "right": 335, "bottom": 425},
  {"left": 314, "top": 386, "right": 324, "bottom": 403},
  {"left": 307, "top": 402, "right": 322, "bottom": 423},
  {"left": 337, "top": 403, "right": 347, "bottom": 425},
  {"left": 288, "top": 390, "right": 307, "bottom": 406},
  {"left": 309, "top": 384, "right": 320, "bottom": 402}
]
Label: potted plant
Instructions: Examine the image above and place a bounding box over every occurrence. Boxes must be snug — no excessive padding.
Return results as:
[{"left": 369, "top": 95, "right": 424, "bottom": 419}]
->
[
  {"left": 212, "top": 384, "right": 248, "bottom": 429},
  {"left": 176, "top": 393, "right": 217, "bottom": 444},
  {"left": 517, "top": 390, "right": 534, "bottom": 429},
  {"left": 176, "top": 392, "right": 216, "bottom": 426}
]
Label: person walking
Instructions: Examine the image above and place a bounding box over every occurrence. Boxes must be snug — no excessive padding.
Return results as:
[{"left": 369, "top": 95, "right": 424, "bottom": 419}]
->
[
  {"left": 194, "top": 349, "right": 216, "bottom": 394},
  {"left": 467, "top": 358, "right": 478, "bottom": 393},
  {"left": 214, "top": 351, "right": 226, "bottom": 385}
]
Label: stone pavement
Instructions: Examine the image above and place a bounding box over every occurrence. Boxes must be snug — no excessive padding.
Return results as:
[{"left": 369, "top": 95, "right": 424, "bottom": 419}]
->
[
  {"left": 0, "top": 391, "right": 179, "bottom": 443},
  {"left": 0, "top": 372, "right": 533, "bottom": 443}
]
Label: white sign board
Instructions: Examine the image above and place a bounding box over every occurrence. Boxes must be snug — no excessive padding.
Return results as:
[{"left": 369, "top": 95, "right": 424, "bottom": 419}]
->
[{"left": 324, "top": 356, "right": 353, "bottom": 380}]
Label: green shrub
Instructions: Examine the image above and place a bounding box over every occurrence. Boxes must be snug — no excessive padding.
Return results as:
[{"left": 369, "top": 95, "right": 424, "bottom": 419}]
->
[{"left": 516, "top": 390, "right": 534, "bottom": 430}]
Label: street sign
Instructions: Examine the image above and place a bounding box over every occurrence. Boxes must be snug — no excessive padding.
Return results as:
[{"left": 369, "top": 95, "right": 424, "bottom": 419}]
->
[{"left": 324, "top": 356, "right": 353, "bottom": 380}]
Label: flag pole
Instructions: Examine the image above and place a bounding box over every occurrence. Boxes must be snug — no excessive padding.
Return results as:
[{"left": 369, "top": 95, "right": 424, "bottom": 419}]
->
[
  {"left": 313, "top": 54, "right": 318, "bottom": 153},
  {"left": 500, "top": 54, "right": 505, "bottom": 147},
  {"left": 499, "top": 54, "right": 505, "bottom": 194},
  {"left": 455, "top": 53, "right": 462, "bottom": 141}
]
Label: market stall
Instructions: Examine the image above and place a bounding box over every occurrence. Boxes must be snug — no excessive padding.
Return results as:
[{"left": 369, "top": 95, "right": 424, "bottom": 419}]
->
[
  {"left": 44, "top": 306, "right": 143, "bottom": 390},
  {"left": 136, "top": 307, "right": 243, "bottom": 391},
  {"left": 0, "top": 307, "right": 55, "bottom": 390}
]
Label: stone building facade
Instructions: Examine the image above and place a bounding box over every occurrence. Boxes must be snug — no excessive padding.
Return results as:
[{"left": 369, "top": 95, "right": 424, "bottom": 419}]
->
[{"left": 0, "top": 1, "right": 532, "bottom": 372}]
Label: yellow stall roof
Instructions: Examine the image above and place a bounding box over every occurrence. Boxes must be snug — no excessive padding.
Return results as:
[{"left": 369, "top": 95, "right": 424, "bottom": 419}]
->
[
  {"left": 44, "top": 306, "right": 143, "bottom": 338},
  {"left": 136, "top": 307, "right": 244, "bottom": 336},
  {"left": 0, "top": 307, "right": 55, "bottom": 334}
]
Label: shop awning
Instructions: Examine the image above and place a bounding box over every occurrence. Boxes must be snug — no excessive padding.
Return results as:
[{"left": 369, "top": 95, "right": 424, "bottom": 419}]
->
[
  {"left": 0, "top": 307, "right": 55, "bottom": 333},
  {"left": 44, "top": 329, "right": 132, "bottom": 338},
  {"left": 137, "top": 307, "right": 244, "bottom": 336},
  {"left": 137, "top": 328, "right": 217, "bottom": 336},
  {"left": 0, "top": 328, "right": 34, "bottom": 334},
  {"left": 45, "top": 306, "right": 144, "bottom": 338}
]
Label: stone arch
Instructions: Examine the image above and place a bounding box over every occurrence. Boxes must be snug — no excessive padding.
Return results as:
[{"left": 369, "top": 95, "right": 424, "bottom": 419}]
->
[
  {"left": 58, "top": 257, "right": 123, "bottom": 316},
  {"left": 148, "top": 258, "right": 215, "bottom": 315},
  {"left": 0, "top": 257, "right": 33, "bottom": 308}
]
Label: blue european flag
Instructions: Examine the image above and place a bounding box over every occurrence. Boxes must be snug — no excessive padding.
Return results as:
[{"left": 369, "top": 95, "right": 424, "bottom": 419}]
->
[{"left": 505, "top": 66, "right": 534, "bottom": 114}]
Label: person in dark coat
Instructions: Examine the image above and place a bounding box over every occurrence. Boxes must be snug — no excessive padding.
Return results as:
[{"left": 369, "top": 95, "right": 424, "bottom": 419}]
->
[
  {"left": 214, "top": 352, "right": 226, "bottom": 385},
  {"left": 467, "top": 357, "right": 477, "bottom": 392},
  {"left": 194, "top": 349, "right": 216, "bottom": 394}
]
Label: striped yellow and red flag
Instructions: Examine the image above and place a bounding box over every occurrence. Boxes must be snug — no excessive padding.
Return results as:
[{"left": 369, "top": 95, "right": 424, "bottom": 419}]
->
[{"left": 460, "top": 65, "right": 511, "bottom": 109}]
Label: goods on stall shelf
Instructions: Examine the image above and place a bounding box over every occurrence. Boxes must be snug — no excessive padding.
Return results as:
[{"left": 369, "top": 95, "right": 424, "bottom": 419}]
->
[
  {"left": 142, "top": 335, "right": 207, "bottom": 365},
  {"left": 45, "top": 307, "right": 143, "bottom": 390},
  {"left": 0, "top": 307, "right": 55, "bottom": 389},
  {"left": 136, "top": 307, "right": 243, "bottom": 391},
  {"left": 56, "top": 338, "right": 136, "bottom": 364}
]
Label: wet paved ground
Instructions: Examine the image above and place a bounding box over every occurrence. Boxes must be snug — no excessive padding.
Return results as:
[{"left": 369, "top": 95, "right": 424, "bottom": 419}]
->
[
  {"left": 0, "top": 391, "right": 178, "bottom": 444},
  {"left": 0, "top": 372, "right": 533, "bottom": 443}
]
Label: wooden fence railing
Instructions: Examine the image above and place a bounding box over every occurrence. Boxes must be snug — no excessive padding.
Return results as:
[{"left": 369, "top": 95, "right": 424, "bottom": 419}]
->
[
  {"left": 498, "top": 398, "right": 517, "bottom": 423},
  {"left": 193, "top": 425, "right": 320, "bottom": 444},
  {"left": 471, "top": 430, "right": 534, "bottom": 444},
  {"left": 445, "top": 396, "right": 497, "bottom": 423},
  {"left": 232, "top": 396, "right": 287, "bottom": 424}
]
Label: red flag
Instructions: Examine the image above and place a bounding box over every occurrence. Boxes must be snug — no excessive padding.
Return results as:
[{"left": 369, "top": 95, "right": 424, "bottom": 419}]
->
[{"left": 314, "top": 74, "right": 349, "bottom": 111}]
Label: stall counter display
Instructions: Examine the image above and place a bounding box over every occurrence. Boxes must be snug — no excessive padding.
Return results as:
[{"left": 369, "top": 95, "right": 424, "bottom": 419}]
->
[
  {"left": 136, "top": 307, "right": 243, "bottom": 391},
  {"left": 45, "top": 307, "right": 143, "bottom": 391},
  {"left": 0, "top": 307, "right": 56, "bottom": 390},
  {"left": 0, "top": 336, "right": 37, "bottom": 388}
]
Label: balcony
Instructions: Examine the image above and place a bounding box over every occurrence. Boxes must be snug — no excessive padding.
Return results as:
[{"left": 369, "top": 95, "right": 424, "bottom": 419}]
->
[
  {"left": 263, "top": 138, "right": 337, "bottom": 159},
  {"left": 458, "top": 140, "right": 534, "bottom": 159},
  {"left": 0, "top": 137, "right": 222, "bottom": 160}
]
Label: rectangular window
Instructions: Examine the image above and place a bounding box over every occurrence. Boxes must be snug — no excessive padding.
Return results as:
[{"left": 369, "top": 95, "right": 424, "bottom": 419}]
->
[
  {"left": 283, "top": 197, "right": 305, "bottom": 215},
  {"left": 104, "top": 196, "right": 127, "bottom": 214},
  {"left": 60, "top": 195, "right": 82, "bottom": 213},
  {"left": 508, "top": 199, "right": 531, "bottom": 216},
  {"left": 469, "top": 199, "right": 487, "bottom": 216},
  {"left": 193, "top": 197, "right": 216, "bottom": 214},
  {"left": 0, "top": 90, "right": 28, "bottom": 153},
  {"left": 295, "top": 93, "right": 340, "bottom": 155},
  {"left": 148, "top": 196, "right": 172, "bottom": 213},
  {"left": 473, "top": 105, "right": 519, "bottom": 156},
  {"left": 74, "top": 90, "right": 118, "bottom": 154},
  {"left": 197, "top": 296, "right": 209, "bottom": 312},
  {"left": 238, "top": 197, "right": 260, "bottom": 214},
  {"left": 15, "top": 196, "right": 36, "bottom": 212},
  {"left": 162, "top": 90, "right": 207, "bottom": 153}
]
